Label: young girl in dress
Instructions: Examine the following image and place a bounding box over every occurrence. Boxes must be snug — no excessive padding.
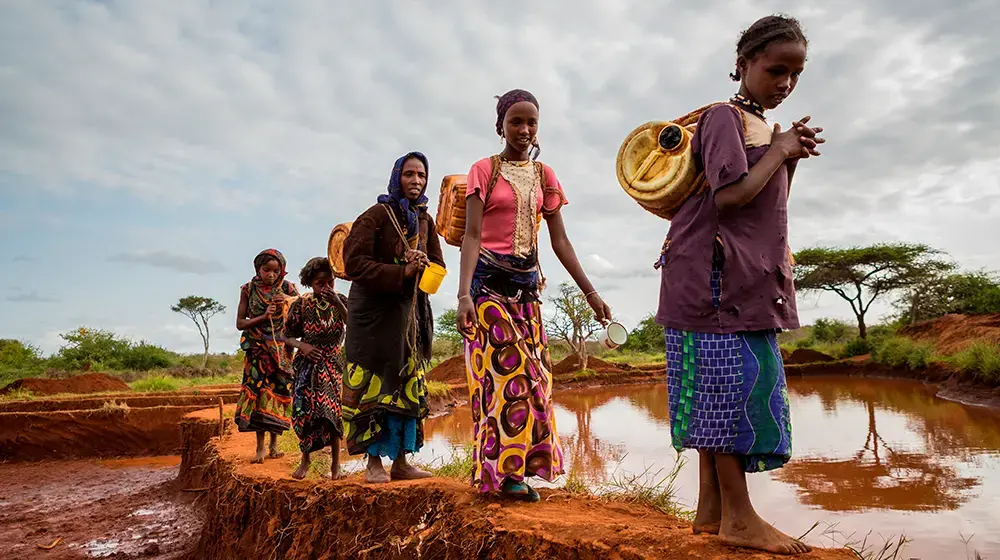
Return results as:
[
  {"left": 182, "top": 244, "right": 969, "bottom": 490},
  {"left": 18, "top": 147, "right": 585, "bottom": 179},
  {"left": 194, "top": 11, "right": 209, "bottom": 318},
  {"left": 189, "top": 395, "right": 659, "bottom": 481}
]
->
[
  {"left": 456, "top": 89, "right": 613, "bottom": 501},
  {"left": 655, "top": 16, "right": 824, "bottom": 555},
  {"left": 284, "top": 257, "right": 349, "bottom": 480},
  {"left": 235, "top": 249, "right": 298, "bottom": 463}
]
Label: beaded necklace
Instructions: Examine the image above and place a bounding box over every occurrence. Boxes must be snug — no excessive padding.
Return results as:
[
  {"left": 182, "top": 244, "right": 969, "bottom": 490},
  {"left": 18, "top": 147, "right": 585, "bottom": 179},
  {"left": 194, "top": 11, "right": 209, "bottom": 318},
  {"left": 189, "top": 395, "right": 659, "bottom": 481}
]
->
[{"left": 729, "top": 93, "right": 766, "bottom": 121}]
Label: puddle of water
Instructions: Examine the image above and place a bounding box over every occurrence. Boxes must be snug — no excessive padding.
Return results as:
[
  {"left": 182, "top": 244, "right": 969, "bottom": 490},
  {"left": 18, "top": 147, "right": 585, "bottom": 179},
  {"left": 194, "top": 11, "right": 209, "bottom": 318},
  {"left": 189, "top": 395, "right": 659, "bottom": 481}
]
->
[{"left": 406, "top": 376, "right": 1000, "bottom": 559}]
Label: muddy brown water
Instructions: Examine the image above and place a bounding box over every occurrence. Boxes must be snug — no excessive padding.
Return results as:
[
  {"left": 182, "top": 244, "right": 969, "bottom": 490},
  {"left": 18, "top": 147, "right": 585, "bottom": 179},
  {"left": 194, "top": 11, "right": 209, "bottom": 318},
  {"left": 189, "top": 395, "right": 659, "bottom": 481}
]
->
[{"left": 402, "top": 376, "right": 1000, "bottom": 559}]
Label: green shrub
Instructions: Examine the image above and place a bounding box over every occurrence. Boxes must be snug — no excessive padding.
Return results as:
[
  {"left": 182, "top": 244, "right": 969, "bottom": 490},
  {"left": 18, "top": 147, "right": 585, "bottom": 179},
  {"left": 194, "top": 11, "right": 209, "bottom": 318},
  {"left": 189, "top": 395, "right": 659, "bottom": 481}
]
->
[
  {"left": 841, "top": 337, "right": 872, "bottom": 358},
  {"left": 795, "top": 337, "right": 816, "bottom": 349},
  {"left": 50, "top": 328, "right": 178, "bottom": 372},
  {"left": 130, "top": 376, "right": 180, "bottom": 392},
  {"left": 872, "top": 336, "right": 935, "bottom": 369},
  {"left": 950, "top": 342, "right": 1000, "bottom": 383},
  {"left": 620, "top": 315, "right": 667, "bottom": 354},
  {"left": 812, "top": 318, "right": 852, "bottom": 343},
  {"left": 0, "top": 339, "right": 42, "bottom": 369},
  {"left": 120, "top": 342, "right": 174, "bottom": 371}
]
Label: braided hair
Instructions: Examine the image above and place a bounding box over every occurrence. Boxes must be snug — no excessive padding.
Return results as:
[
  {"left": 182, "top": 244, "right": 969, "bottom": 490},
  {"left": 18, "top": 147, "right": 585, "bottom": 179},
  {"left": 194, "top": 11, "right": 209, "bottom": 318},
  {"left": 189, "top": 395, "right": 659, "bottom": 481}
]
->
[{"left": 730, "top": 15, "right": 808, "bottom": 81}]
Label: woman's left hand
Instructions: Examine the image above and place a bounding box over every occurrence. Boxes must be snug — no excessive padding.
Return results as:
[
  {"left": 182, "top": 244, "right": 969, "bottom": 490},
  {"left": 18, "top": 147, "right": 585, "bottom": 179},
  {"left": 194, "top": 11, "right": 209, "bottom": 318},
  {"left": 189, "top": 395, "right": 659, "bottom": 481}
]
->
[{"left": 585, "top": 293, "right": 612, "bottom": 326}]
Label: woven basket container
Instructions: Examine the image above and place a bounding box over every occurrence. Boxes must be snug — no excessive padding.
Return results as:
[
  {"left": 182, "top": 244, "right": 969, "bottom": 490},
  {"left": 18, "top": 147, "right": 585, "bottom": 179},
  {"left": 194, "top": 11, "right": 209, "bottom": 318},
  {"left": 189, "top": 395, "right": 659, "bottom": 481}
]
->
[{"left": 327, "top": 222, "right": 353, "bottom": 280}]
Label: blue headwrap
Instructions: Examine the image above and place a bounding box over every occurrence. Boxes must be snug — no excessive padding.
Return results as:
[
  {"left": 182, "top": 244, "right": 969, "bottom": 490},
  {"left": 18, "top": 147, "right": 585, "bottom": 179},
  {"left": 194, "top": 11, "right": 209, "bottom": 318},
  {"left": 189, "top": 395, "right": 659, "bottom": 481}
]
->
[{"left": 377, "top": 152, "right": 429, "bottom": 240}]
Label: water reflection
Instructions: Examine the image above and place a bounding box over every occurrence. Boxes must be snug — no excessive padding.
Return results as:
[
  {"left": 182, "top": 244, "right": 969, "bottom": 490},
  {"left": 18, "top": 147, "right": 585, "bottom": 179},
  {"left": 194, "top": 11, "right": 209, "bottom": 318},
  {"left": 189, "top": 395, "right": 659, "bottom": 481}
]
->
[
  {"left": 776, "top": 398, "right": 980, "bottom": 512},
  {"left": 417, "top": 376, "right": 1000, "bottom": 558}
]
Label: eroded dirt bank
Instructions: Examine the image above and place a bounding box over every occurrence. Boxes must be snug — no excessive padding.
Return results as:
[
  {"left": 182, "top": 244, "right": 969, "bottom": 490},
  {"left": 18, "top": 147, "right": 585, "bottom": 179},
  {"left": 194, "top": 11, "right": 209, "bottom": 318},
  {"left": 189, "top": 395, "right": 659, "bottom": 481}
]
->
[
  {"left": 187, "top": 409, "right": 853, "bottom": 559},
  {"left": 0, "top": 405, "right": 212, "bottom": 461}
]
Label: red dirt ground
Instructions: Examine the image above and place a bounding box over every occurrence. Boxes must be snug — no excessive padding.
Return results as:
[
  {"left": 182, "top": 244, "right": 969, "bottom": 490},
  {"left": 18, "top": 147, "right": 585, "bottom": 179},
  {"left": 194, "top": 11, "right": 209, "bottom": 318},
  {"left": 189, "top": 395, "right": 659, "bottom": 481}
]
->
[
  {"left": 1, "top": 373, "right": 131, "bottom": 396},
  {"left": 426, "top": 354, "right": 466, "bottom": 384},
  {"left": 900, "top": 313, "right": 1000, "bottom": 354},
  {"left": 785, "top": 348, "right": 837, "bottom": 365},
  {"left": 0, "top": 456, "right": 202, "bottom": 559},
  {"left": 187, "top": 409, "right": 853, "bottom": 559}
]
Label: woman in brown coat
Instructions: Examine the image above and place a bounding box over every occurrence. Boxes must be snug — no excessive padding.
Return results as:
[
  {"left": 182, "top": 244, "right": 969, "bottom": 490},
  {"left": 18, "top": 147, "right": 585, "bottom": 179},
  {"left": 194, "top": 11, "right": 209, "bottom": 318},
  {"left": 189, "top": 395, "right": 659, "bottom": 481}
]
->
[{"left": 341, "top": 151, "right": 445, "bottom": 483}]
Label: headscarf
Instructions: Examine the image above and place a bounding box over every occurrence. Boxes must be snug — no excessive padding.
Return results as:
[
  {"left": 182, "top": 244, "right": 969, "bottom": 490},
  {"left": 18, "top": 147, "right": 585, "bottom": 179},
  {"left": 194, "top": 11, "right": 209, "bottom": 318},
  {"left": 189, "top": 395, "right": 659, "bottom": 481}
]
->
[
  {"left": 251, "top": 248, "right": 287, "bottom": 291},
  {"left": 377, "top": 152, "right": 429, "bottom": 241},
  {"left": 495, "top": 89, "right": 539, "bottom": 137}
]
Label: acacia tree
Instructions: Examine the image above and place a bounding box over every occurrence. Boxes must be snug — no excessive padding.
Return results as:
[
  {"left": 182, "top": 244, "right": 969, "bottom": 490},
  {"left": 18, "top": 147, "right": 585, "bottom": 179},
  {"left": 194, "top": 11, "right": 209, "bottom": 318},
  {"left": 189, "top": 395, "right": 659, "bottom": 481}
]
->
[
  {"left": 793, "top": 243, "right": 953, "bottom": 338},
  {"left": 548, "top": 281, "right": 601, "bottom": 369},
  {"left": 171, "top": 296, "right": 227, "bottom": 370}
]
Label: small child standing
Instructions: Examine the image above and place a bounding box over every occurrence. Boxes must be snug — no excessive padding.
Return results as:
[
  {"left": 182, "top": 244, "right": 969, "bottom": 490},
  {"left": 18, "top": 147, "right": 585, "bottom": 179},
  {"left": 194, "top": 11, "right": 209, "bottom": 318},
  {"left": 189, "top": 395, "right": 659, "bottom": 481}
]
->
[
  {"left": 655, "top": 15, "right": 824, "bottom": 556},
  {"left": 284, "top": 257, "right": 349, "bottom": 480},
  {"left": 235, "top": 249, "right": 298, "bottom": 463}
]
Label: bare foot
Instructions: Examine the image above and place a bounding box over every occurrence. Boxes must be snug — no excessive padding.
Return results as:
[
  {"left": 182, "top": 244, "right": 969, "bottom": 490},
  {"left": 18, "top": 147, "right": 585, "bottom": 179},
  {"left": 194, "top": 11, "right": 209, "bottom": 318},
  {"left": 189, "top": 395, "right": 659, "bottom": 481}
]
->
[
  {"left": 251, "top": 449, "right": 266, "bottom": 464},
  {"left": 268, "top": 447, "right": 285, "bottom": 460},
  {"left": 365, "top": 463, "right": 390, "bottom": 484},
  {"left": 291, "top": 460, "right": 310, "bottom": 480},
  {"left": 692, "top": 498, "right": 722, "bottom": 534},
  {"left": 719, "top": 512, "right": 812, "bottom": 555},
  {"left": 693, "top": 520, "right": 721, "bottom": 535},
  {"left": 390, "top": 463, "right": 432, "bottom": 480}
]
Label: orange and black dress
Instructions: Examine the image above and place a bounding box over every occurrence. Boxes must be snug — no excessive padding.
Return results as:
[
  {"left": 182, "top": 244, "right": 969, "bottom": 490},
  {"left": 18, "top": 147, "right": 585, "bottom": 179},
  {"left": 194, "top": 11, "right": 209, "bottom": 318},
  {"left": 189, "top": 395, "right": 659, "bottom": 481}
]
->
[{"left": 284, "top": 292, "right": 347, "bottom": 453}]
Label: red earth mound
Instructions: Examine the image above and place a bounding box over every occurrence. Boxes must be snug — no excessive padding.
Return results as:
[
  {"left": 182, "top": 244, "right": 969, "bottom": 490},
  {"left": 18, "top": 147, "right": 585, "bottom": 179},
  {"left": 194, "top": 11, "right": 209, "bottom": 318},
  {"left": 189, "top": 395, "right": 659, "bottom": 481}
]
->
[
  {"left": 786, "top": 348, "right": 836, "bottom": 365},
  {"left": 552, "top": 355, "right": 625, "bottom": 375},
  {"left": 426, "top": 355, "right": 466, "bottom": 384},
  {"left": 900, "top": 313, "right": 1000, "bottom": 354},
  {"left": 1, "top": 373, "right": 130, "bottom": 396}
]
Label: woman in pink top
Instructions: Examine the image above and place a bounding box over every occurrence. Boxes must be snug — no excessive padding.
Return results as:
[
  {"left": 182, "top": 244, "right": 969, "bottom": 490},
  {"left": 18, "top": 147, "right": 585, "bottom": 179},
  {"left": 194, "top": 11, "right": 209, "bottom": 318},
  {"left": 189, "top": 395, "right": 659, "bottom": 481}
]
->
[{"left": 456, "top": 89, "right": 613, "bottom": 501}]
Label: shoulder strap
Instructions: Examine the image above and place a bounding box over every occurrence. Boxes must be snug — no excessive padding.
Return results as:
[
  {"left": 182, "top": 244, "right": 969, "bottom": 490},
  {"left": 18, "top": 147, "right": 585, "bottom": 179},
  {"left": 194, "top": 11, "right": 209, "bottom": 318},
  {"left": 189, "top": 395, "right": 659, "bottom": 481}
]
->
[{"left": 483, "top": 155, "right": 503, "bottom": 206}]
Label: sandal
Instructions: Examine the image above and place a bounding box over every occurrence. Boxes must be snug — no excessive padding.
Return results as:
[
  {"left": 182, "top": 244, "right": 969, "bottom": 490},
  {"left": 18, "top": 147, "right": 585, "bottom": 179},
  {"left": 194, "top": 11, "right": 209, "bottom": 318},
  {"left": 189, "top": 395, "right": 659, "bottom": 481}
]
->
[{"left": 501, "top": 479, "right": 540, "bottom": 502}]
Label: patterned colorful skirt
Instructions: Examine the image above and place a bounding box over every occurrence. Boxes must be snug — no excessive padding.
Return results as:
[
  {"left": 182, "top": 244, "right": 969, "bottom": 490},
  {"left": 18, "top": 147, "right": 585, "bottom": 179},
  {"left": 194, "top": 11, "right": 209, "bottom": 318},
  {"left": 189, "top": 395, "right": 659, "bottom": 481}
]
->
[
  {"left": 341, "top": 358, "right": 428, "bottom": 457},
  {"left": 664, "top": 328, "right": 791, "bottom": 473},
  {"left": 291, "top": 348, "right": 344, "bottom": 454},
  {"left": 464, "top": 297, "right": 565, "bottom": 492},
  {"left": 235, "top": 334, "right": 293, "bottom": 434}
]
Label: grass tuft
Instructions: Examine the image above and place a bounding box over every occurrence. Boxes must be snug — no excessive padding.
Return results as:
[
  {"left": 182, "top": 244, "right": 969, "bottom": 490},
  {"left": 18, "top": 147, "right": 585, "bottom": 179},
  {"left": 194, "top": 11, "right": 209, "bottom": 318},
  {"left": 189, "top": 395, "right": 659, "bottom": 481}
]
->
[
  {"left": 425, "top": 380, "right": 452, "bottom": 399},
  {"left": 949, "top": 341, "right": 1000, "bottom": 383}
]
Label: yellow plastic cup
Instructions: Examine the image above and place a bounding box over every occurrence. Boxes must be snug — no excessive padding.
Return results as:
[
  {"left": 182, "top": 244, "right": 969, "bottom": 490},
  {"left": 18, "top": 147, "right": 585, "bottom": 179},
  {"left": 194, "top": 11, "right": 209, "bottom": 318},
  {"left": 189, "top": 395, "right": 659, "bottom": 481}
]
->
[{"left": 418, "top": 262, "right": 446, "bottom": 294}]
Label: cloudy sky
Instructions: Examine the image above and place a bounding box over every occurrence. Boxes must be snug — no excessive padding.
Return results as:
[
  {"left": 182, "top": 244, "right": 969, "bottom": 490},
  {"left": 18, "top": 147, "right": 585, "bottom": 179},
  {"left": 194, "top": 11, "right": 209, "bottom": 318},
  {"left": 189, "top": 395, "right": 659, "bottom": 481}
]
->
[{"left": 1, "top": 1, "right": 997, "bottom": 355}]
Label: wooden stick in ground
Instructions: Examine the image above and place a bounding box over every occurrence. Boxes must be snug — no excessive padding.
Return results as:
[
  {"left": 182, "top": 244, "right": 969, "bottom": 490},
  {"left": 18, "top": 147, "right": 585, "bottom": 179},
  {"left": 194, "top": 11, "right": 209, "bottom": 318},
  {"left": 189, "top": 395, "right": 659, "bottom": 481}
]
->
[{"left": 218, "top": 397, "right": 224, "bottom": 439}]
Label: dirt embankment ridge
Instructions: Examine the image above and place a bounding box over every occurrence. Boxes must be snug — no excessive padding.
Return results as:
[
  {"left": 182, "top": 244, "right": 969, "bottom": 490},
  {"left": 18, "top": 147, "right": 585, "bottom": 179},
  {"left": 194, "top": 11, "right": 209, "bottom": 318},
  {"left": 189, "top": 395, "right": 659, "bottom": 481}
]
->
[
  {"left": 900, "top": 313, "right": 1000, "bottom": 354},
  {"left": 184, "top": 408, "right": 852, "bottom": 560},
  {"left": 1, "top": 372, "right": 131, "bottom": 396}
]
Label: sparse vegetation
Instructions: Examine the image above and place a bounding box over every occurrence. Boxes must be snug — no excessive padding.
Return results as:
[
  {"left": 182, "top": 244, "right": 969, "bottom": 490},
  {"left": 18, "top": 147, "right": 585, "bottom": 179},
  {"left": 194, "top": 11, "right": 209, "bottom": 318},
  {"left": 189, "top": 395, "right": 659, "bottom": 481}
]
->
[
  {"left": 593, "top": 458, "right": 691, "bottom": 520},
  {"left": 130, "top": 376, "right": 181, "bottom": 392},
  {"left": 871, "top": 336, "right": 937, "bottom": 370},
  {"left": 426, "top": 380, "right": 452, "bottom": 399},
  {"left": 99, "top": 399, "right": 130, "bottom": 412},
  {"left": 799, "top": 522, "right": 910, "bottom": 560},
  {"left": 420, "top": 443, "right": 475, "bottom": 480},
  {"left": 950, "top": 342, "right": 1000, "bottom": 383}
]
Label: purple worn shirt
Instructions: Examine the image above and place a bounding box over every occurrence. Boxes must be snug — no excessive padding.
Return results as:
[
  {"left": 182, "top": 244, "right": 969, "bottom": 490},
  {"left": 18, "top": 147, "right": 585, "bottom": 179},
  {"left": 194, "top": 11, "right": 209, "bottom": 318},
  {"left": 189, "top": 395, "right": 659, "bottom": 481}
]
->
[{"left": 655, "top": 104, "right": 799, "bottom": 333}]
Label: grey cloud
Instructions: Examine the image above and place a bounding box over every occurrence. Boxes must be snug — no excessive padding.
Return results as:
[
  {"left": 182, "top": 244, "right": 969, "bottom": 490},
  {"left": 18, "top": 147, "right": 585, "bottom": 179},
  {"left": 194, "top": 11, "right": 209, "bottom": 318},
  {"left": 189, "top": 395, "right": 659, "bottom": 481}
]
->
[
  {"left": 12, "top": 255, "right": 35, "bottom": 262},
  {"left": 0, "top": 0, "right": 997, "bottom": 336},
  {"left": 109, "top": 250, "right": 227, "bottom": 275}
]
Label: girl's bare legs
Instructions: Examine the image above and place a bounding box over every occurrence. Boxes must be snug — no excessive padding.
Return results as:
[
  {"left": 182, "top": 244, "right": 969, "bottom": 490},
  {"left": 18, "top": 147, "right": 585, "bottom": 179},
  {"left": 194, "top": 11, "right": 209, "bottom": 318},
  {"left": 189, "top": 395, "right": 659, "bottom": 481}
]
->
[
  {"left": 693, "top": 451, "right": 722, "bottom": 534},
  {"left": 252, "top": 432, "right": 267, "bottom": 464},
  {"left": 268, "top": 432, "right": 284, "bottom": 459},
  {"left": 390, "top": 452, "right": 431, "bottom": 480},
  {"left": 365, "top": 454, "right": 390, "bottom": 483},
  {"left": 331, "top": 437, "right": 344, "bottom": 480},
  {"left": 715, "top": 454, "right": 811, "bottom": 555}
]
